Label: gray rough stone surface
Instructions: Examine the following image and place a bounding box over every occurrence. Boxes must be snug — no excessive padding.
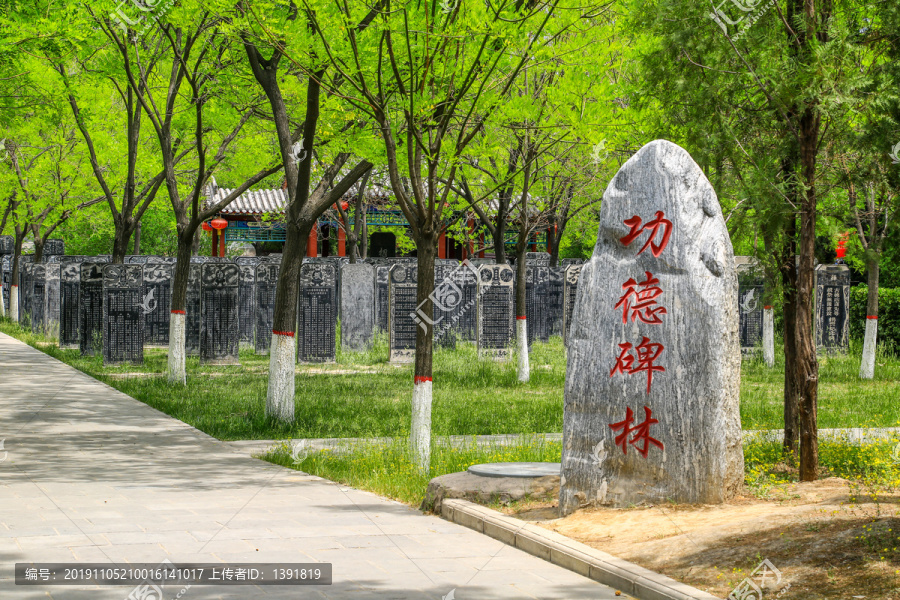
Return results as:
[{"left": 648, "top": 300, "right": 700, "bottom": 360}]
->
[
  {"left": 421, "top": 471, "right": 560, "bottom": 514},
  {"left": 562, "top": 264, "right": 581, "bottom": 346},
  {"left": 340, "top": 263, "right": 375, "bottom": 352},
  {"left": 560, "top": 139, "right": 742, "bottom": 514}
]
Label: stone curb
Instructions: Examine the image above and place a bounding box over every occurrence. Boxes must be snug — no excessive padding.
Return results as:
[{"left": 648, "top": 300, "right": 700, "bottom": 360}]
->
[
  {"left": 231, "top": 427, "right": 900, "bottom": 459},
  {"left": 229, "top": 432, "right": 563, "bottom": 457},
  {"left": 441, "top": 499, "right": 721, "bottom": 600}
]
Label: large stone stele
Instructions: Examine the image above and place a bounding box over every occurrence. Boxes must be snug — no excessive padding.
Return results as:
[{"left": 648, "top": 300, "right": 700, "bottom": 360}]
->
[{"left": 560, "top": 140, "right": 742, "bottom": 515}]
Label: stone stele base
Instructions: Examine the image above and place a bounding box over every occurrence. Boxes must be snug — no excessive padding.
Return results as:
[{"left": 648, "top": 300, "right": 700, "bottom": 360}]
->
[{"left": 421, "top": 469, "right": 560, "bottom": 514}]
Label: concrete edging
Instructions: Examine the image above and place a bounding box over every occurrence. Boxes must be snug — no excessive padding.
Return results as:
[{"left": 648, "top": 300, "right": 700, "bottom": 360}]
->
[{"left": 441, "top": 498, "right": 720, "bottom": 600}]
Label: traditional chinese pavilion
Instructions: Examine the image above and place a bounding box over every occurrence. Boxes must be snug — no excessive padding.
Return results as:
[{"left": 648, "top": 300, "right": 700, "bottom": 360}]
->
[{"left": 202, "top": 178, "right": 545, "bottom": 259}]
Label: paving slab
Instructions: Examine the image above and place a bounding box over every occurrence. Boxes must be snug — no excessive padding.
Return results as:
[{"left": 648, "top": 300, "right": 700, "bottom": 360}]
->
[{"left": 0, "top": 333, "right": 624, "bottom": 599}]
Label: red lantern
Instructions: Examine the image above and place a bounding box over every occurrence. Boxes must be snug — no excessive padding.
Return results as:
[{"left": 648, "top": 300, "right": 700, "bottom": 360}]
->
[
  {"left": 211, "top": 217, "right": 228, "bottom": 230},
  {"left": 341, "top": 201, "right": 349, "bottom": 210},
  {"left": 836, "top": 232, "right": 849, "bottom": 259},
  {"left": 201, "top": 222, "right": 213, "bottom": 232}
]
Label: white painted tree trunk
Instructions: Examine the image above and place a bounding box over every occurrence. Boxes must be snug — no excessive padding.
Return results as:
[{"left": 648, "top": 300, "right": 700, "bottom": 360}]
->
[
  {"left": 763, "top": 307, "right": 775, "bottom": 367},
  {"left": 860, "top": 318, "right": 878, "bottom": 380},
  {"left": 267, "top": 332, "right": 296, "bottom": 422},
  {"left": 517, "top": 318, "right": 530, "bottom": 382},
  {"left": 411, "top": 377, "right": 432, "bottom": 473},
  {"left": 167, "top": 313, "right": 187, "bottom": 385},
  {"left": 9, "top": 285, "right": 18, "bottom": 322}
]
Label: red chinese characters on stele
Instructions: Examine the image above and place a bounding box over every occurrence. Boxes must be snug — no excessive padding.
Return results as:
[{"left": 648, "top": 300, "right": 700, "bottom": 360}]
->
[
  {"left": 619, "top": 210, "right": 672, "bottom": 257},
  {"left": 615, "top": 271, "right": 667, "bottom": 325},
  {"left": 607, "top": 211, "right": 673, "bottom": 458},
  {"left": 610, "top": 336, "right": 665, "bottom": 394},
  {"left": 609, "top": 406, "right": 664, "bottom": 458}
]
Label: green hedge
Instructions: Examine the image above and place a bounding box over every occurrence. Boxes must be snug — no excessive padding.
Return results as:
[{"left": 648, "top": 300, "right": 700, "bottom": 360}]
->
[{"left": 850, "top": 285, "right": 900, "bottom": 349}]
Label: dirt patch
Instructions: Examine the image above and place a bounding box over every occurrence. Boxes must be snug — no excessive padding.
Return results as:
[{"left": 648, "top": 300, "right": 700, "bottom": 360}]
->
[{"left": 508, "top": 478, "right": 900, "bottom": 599}]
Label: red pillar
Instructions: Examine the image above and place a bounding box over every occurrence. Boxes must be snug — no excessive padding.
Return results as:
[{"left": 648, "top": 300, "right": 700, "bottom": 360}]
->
[
  {"left": 307, "top": 221, "right": 318, "bottom": 257},
  {"left": 211, "top": 230, "right": 218, "bottom": 257},
  {"left": 219, "top": 227, "right": 226, "bottom": 257},
  {"left": 438, "top": 230, "right": 447, "bottom": 259},
  {"left": 338, "top": 224, "right": 346, "bottom": 257}
]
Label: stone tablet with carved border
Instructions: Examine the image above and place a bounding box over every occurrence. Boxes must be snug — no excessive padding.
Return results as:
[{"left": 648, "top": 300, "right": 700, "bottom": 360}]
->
[{"left": 476, "top": 264, "right": 514, "bottom": 360}]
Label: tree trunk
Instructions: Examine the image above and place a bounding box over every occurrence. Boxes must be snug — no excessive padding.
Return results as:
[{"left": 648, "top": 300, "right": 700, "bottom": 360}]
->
[
  {"left": 346, "top": 211, "right": 358, "bottom": 264},
  {"left": 860, "top": 257, "right": 880, "bottom": 379},
  {"left": 781, "top": 217, "right": 799, "bottom": 458},
  {"left": 761, "top": 224, "right": 776, "bottom": 367},
  {"left": 191, "top": 228, "right": 201, "bottom": 256},
  {"left": 266, "top": 221, "right": 311, "bottom": 422},
  {"left": 360, "top": 219, "right": 368, "bottom": 259},
  {"left": 515, "top": 244, "right": 529, "bottom": 382},
  {"left": 763, "top": 307, "right": 775, "bottom": 367},
  {"left": 411, "top": 231, "right": 437, "bottom": 473},
  {"left": 796, "top": 109, "right": 820, "bottom": 482},
  {"left": 133, "top": 221, "right": 141, "bottom": 255},
  {"left": 166, "top": 232, "right": 194, "bottom": 384},
  {"left": 33, "top": 238, "right": 44, "bottom": 263},
  {"left": 547, "top": 219, "right": 567, "bottom": 267},
  {"left": 347, "top": 232, "right": 357, "bottom": 264},
  {"left": 548, "top": 227, "right": 560, "bottom": 267},
  {"left": 8, "top": 233, "right": 23, "bottom": 322},
  {"left": 111, "top": 216, "right": 132, "bottom": 264},
  {"left": 492, "top": 221, "right": 507, "bottom": 265}
]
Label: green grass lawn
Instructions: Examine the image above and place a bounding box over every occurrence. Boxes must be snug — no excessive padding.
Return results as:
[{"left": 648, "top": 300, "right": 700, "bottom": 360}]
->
[
  {"left": 2, "top": 319, "right": 899, "bottom": 442},
  {"left": 740, "top": 340, "right": 900, "bottom": 431}
]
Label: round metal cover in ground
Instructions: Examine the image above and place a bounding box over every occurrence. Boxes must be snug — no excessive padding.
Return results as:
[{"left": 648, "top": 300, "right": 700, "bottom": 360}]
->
[{"left": 467, "top": 462, "right": 561, "bottom": 478}]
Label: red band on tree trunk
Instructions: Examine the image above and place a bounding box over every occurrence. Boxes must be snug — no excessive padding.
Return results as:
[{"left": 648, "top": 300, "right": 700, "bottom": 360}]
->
[
  {"left": 414, "top": 376, "right": 432, "bottom": 384},
  {"left": 273, "top": 330, "right": 295, "bottom": 337},
  {"left": 516, "top": 316, "right": 527, "bottom": 320},
  {"left": 763, "top": 305, "right": 773, "bottom": 310},
  {"left": 867, "top": 315, "right": 879, "bottom": 320},
  {"left": 171, "top": 309, "right": 186, "bottom": 314}
]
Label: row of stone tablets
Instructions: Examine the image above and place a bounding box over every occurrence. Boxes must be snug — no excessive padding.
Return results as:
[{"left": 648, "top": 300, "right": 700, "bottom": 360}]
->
[
  {"left": 7, "top": 252, "right": 585, "bottom": 366},
  {"left": 72, "top": 261, "right": 247, "bottom": 365},
  {"left": 262, "top": 258, "right": 582, "bottom": 364},
  {"left": 0, "top": 236, "right": 64, "bottom": 257},
  {"left": 735, "top": 259, "right": 851, "bottom": 353},
  {"left": 382, "top": 262, "right": 578, "bottom": 363}
]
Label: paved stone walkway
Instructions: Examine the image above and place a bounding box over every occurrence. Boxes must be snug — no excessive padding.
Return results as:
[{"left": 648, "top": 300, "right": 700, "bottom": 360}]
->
[{"left": 0, "top": 333, "right": 620, "bottom": 599}]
